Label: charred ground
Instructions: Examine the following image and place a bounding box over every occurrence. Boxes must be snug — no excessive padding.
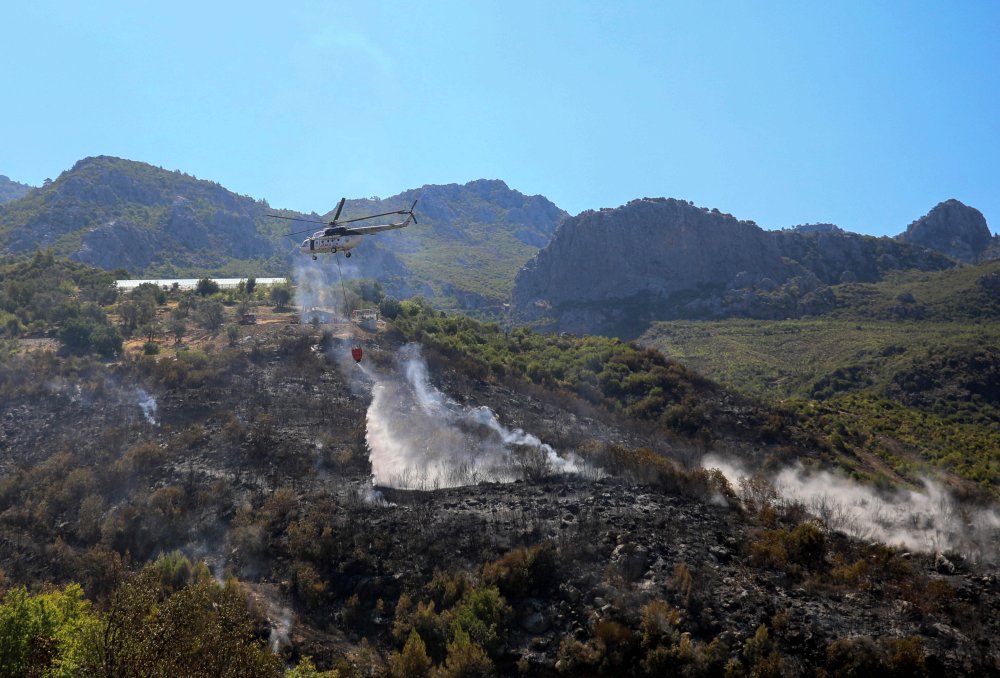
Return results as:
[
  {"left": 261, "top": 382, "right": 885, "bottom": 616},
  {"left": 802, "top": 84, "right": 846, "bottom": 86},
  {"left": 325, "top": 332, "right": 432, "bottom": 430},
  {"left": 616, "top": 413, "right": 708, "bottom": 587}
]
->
[{"left": 2, "top": 301, "right": 999, "bottom": 675}]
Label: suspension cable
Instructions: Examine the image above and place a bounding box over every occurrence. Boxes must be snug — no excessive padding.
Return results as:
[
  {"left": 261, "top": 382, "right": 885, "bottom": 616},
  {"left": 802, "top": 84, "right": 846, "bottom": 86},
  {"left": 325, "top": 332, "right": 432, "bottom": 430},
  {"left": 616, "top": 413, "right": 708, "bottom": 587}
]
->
[{"left": 334, "top": 253, "right": 350, "bottom": 316}]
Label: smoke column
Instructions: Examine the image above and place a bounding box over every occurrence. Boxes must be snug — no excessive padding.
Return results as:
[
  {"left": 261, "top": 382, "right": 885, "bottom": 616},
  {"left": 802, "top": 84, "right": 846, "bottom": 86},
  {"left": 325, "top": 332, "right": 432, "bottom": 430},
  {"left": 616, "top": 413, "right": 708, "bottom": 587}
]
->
[
  {"left": 292, "top": 256, "right": 359, "bottom": 322},
  {"left": 136, "top": 387, "right": 157, "bottom": 425},
  {"left": 703, "top": 455, "right": 1000, "bottom": 563},
  {"left": 366, "top": 344, "right": 582, "bottom": 489}
]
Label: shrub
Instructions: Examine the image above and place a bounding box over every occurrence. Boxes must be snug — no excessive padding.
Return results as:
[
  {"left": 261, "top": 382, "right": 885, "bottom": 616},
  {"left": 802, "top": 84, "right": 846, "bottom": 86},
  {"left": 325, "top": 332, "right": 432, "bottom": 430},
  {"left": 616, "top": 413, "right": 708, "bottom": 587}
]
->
[
  {"left": 388, "top": 629, "right": 432, "bottom": 678},
  {"left": 481, "top": 542, "right": 556, "bottom": 599},
  {"left": 0, "top": 584, "right": 99, "bottom": 677},
  {"left": 436, "top": 628, "right": 494, "bottom": 678},
  {"left": 450, "top": 587, "right": 511, "bottom": 656},
  {"left": 195, "top": 278, "right": 220, "bottom": 296},
  {"left": 639, "top": 599, "right": 681, "bottom": 648}
]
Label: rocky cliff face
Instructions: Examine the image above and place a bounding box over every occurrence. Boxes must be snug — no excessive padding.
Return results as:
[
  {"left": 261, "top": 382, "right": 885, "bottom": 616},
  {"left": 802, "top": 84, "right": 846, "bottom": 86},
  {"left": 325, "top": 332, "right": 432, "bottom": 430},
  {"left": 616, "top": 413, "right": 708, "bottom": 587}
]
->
[
  {"left": 511, "top": 198, "right": 959, "bottom": 336},
  {"left": 512, "top": 200, "right": 763, "bottom": 333},
  {"left": 898, "top": 199, "right": 996, "bottom": 263},
  {"left": 772, "top": 228, "right": 955, "bottom": 285}
]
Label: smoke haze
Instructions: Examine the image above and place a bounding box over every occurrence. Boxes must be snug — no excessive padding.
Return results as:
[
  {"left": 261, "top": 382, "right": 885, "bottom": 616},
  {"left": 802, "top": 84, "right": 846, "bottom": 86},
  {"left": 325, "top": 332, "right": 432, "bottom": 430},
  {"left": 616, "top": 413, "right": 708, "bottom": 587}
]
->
[{"left": 703, "top": 455, "right": 1000, "bottom": 563}]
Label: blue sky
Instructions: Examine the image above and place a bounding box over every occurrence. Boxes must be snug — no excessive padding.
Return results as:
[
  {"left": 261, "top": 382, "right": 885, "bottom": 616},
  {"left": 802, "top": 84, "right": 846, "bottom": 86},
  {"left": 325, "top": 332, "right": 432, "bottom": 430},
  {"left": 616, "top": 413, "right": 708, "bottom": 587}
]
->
[{"left": 3, "top": 1, "right": 998, "bottom": 235}]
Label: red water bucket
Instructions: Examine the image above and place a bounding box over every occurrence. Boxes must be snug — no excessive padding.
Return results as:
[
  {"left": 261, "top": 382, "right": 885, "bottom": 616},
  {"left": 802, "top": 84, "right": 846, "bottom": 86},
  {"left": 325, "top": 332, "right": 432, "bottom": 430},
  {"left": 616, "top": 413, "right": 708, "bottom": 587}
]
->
[{"left": 351, "top": 346, "right": 363, "bottom": 363}]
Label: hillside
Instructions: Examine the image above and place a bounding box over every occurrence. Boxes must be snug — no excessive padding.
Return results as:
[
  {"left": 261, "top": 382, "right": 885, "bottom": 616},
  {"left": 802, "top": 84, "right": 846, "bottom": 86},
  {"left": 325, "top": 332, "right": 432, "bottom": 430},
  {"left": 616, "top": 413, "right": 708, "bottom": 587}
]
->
[
  {"left": 638, "top": 260, "right": 1000, "bottom": 495},
  {"left": 2, "top": 258, "right": 1000, "bottom": 674},
  {"left": 327, "top": 179, "right": 567, "bottom": 312},
  {"left": 0, "top": 174, "right": 34, "bottom": 204},
  {"left": 510, "top": 198, "right": 958, "bottom": 338},
  {"left": 0, "top": 156, "right": 567, "bottom": 315},
  {"left": 0, "top": 156, "right": 282, "bottom": 273}
]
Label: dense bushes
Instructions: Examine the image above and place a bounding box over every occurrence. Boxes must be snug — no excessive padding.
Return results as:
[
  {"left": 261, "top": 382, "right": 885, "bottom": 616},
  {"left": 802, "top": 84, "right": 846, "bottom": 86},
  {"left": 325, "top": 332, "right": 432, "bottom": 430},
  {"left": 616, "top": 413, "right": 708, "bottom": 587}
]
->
[
  {"left": 0, "top": 556, "right": 303, "bottom": 677},
  {"left": 391, "top": 300, "right": 731, "bottom": 437}
]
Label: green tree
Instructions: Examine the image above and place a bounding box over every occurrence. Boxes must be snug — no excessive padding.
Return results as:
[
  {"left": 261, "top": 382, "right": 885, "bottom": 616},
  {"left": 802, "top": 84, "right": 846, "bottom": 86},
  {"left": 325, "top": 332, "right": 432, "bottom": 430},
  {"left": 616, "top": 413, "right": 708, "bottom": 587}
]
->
[
  {"left": 0, "top": 584, "right": 100, "bottom": 677},
  {"left": 195, "top": 278, "right": 220, "bottom": 296},
  {"left": 388, "top": 630, "right": 432, "bottom": 678},
  {"left": 170, "top": 314, "right": 187, "bottom": 344},
  {"left": 58, "top": 317, "right": 97, "bottom": 353},
  {"left": 197, "top": 300, "right": 226, "bottom": 333},
  {"left": 270, "top": 284, "right": 292, "bottom": 312},
  {"left": 437, "top": 628, "right": 493, "bottom": 678},
  {"left": 88, "top": 567, "right": 282, "bottom": 677},
  {"left": 90, "top": 324, "right": 123, "bottom": 357}
]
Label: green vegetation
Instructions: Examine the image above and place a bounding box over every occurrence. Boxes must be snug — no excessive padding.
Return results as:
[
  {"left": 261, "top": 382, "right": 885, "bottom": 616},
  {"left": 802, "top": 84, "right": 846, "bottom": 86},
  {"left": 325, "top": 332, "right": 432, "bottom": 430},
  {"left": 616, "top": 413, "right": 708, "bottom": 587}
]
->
[
  {"left": 0, "top": 555, "right": 332, "bottom": 677},
  {"left": 0, "top": 251, "right": 123, "bottom": 354},
  {"left": 389, "top": 299, "right": 757, "bottom": 438},
  {"left": 642, "top": 318, "right": 1000, "bottom": 405},
  {"left": 640, "top": 262, "right": 1000, "bottom": 495},
  {"left": 641, "top": 315, "right": 1000, "bottom": 493},
  {"left": 0, "top": 156, "right": 284, "bottom": 278},
  {"left": 393, "top": 224, "right": 542, "bottom": 309},
  {"left": 827, "top": 259, "right": 1000, "bottom": 321}
]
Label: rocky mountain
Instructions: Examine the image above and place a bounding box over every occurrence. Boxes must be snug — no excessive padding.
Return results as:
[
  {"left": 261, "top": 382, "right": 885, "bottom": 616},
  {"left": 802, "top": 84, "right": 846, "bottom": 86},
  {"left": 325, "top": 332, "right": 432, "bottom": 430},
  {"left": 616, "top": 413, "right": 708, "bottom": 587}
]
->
[
  {"left": 337, "top": 179, "right": 567, "bottom": 310},
  {"left": 0, "top": 156, "right": 279, "bottom": 272},
  {"left": 897, "top": 198, "right": 997, "bottom": 263},
  {"left": 510, "top": 198, "right": 958, "bottom": 337},
  {"left": 0, "top": 157, "right": 566, "bottom": 313},
  {"left": 0, "top": 174, "right": 34, "bottom": 204}
]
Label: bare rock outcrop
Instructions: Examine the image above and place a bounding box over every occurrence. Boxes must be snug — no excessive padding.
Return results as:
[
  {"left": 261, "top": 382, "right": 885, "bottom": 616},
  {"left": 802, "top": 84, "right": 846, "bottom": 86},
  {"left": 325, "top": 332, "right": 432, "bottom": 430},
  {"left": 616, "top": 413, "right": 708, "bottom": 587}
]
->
[
  {"left": 898, "top": 199, "right": 995, "bottom": 263},
  {"left": 511, "top": 197, "right": 963, "bottom": 337}
]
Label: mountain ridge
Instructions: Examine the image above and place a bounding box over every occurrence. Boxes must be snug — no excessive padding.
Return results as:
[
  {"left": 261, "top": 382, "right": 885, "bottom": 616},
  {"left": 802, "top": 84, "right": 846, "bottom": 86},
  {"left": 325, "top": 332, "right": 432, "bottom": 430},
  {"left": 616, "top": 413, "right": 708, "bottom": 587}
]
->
[
  {"left": 0, "top": 174, "right": 34, "bottom": 204},
  {"left": 3, "top": 156, "right": 995, "bottom": 328},
  {"left": 0, "top": 156, "right": 567, "bottom": 313},
  {"left": 511, "top": 196, "right": 987, "bottom": 337}
]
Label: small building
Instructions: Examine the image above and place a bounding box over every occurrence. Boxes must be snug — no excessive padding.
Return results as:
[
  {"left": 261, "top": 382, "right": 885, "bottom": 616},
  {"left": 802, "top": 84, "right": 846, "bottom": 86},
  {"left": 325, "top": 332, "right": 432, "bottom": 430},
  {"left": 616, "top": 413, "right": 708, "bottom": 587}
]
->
[{"left": 351, "top": 308, "right": 379, "bottom": 331}]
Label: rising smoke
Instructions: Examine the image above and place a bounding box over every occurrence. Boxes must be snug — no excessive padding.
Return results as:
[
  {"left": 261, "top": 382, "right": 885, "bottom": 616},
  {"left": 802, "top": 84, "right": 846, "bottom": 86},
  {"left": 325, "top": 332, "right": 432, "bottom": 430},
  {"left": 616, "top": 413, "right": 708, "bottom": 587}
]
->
[
  {"left": 365, "top": 343, "right": 583, "bottom": 489},
  {"left": 703, "top": 454, "right": 1000, "bottom": 563},
  {"left": 135, "top": 387, "right": 157, "bottom": 425},
  {"left": 46, "top": 376, "right": 158, "bottom": 426},
  {"left": 292, "top": 256, "right": 359, "bottom": 322}
]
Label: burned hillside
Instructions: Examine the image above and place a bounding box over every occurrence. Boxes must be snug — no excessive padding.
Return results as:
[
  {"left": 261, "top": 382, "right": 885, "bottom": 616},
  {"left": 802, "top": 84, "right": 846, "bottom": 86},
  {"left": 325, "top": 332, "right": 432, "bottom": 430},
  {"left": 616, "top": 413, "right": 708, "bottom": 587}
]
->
[{"left": 2, "top": 312, "right": 999, "bottom": 675}]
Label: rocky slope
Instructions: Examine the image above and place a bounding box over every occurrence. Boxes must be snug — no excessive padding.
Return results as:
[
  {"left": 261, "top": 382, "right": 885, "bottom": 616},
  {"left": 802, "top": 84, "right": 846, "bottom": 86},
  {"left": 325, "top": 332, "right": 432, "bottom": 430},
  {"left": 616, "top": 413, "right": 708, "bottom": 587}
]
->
[
  {"left": 0, "top": 156, "right": 278, "bottom": 271},
  {"left": 511, "top": 198, "right": 963, "bottom": 337},
  {"left": 0, "top": 174, "right": 34, "bottom": 204},
  {"left": 898, "top": 199, "right": 996, "bottom": 263}
]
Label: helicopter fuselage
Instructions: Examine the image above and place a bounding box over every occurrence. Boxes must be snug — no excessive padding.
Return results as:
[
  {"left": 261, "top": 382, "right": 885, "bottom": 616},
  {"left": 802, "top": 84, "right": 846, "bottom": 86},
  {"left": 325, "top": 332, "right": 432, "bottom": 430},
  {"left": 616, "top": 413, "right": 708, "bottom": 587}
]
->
[{"left": 301, "top": 232, "right": 364, "bottom": 258}]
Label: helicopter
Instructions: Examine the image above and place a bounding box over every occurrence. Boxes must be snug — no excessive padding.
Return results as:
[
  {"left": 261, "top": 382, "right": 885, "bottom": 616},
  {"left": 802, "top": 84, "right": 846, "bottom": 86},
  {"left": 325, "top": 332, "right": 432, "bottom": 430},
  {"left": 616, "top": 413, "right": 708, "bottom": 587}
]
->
[{"left": 270, "top": 198, "right": 418, "bottom": 259}]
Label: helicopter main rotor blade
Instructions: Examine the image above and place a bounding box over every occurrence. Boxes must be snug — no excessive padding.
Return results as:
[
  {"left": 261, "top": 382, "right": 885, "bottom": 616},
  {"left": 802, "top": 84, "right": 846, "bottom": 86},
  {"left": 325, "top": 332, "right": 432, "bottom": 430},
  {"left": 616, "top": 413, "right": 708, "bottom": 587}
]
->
[
  {"left": 337, "top": 208, "right": 414, "bottom": 224},
  {"left": 267, "top": 214, "right": 329, "bottom": 225},
  {"left": 331, "top": 197, "right": 346, "bottom": 224}
]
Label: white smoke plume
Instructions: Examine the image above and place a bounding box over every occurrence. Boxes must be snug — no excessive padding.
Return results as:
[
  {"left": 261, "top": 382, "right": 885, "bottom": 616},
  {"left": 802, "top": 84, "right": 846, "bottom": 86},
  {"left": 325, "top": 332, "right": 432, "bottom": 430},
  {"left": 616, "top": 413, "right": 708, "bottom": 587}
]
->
[
  {"left": 292, "top": 255, "right": 360, "bottom": 322},
  {"left": 44, "top": 377, "right": 158, "bottom": 425},
  {"left": 135, "top": 387, "right": 157, "bottom": 425},
  {"left": 269, "top": 607, "right": 292, "bottom": 653},
  {"left": 703, "top": 454, "right": 1000, "bottom": 563},
  {"left": 366, "top": 343, "right": 583, "bottom": 489}
]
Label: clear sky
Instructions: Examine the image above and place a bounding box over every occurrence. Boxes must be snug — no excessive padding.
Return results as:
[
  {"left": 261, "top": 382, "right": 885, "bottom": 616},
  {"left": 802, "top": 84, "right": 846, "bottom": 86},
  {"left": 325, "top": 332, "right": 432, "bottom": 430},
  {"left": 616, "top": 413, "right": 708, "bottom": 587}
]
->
[{"left": 3, "top": 1, "right": 998, "bottom": 235}]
